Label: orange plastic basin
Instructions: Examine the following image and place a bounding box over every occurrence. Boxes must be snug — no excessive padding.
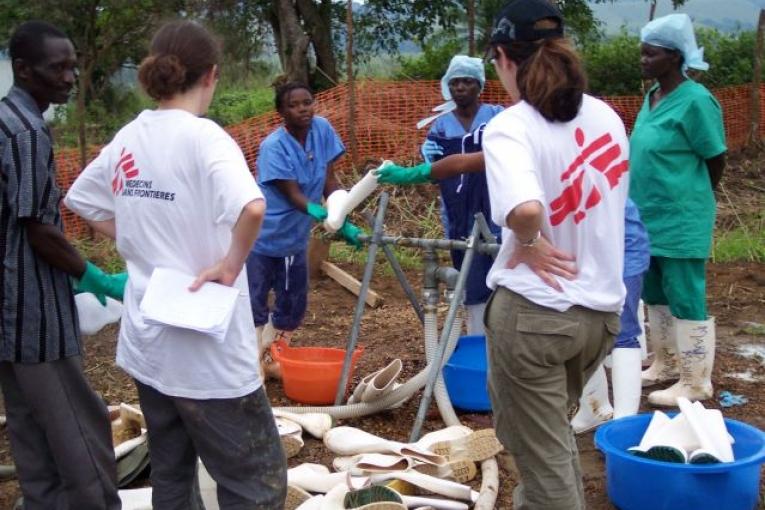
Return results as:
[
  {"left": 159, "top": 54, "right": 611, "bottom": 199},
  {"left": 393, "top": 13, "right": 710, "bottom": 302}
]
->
[{"left": 270, "top": 339, "right": 364, "bottom": 405}]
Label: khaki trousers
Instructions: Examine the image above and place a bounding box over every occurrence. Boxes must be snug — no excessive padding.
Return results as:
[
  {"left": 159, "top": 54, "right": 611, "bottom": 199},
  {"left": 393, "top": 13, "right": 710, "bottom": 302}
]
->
[{"left": 484, "top": 288, "right": 619, "bottom": 510}]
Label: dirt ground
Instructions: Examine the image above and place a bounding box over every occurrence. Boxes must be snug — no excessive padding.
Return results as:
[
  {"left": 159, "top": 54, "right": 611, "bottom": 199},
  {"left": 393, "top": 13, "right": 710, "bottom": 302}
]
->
[
  {"left": 1, "top": 258, "right": 763, "bottom": 510},
  {"left": 1, "top": 154, "right": 764, "bottom": 509}
]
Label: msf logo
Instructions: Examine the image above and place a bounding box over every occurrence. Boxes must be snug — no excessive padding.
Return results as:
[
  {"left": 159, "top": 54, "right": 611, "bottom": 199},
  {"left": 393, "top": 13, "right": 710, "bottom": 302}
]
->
[
  {"left": 112, "top": 147, "right": 140, "bottom": 195},
  {"left": 549, "top": 128, "right": 628, "bottom": 226}
]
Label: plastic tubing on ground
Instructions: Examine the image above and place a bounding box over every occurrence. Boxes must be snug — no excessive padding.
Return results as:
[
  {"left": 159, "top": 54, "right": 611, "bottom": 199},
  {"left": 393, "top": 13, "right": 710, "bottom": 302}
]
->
[
  {"left": 273, "top": 309, "right": 500, "bottom": 510},
  {"left": 424, "top": 307, "right": 500, "bottom": 510},
  {"left": 423, "top": 305, "right": 461, "bottom": 427}
]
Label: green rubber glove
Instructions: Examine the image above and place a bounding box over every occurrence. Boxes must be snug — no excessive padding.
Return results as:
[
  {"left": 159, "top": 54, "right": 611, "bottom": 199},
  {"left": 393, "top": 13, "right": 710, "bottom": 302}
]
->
[
  {"left": 306, "top": 202, "right": 328, "bottom": 222},
  {"left": 75, "top": 262, "right": 128, "bottom": 304},
  {"left": 339, "top": 219, "right": 363, "bottom": 250},
  {"left": 375, "top": 162, "right": 432, "bottom": 185}
]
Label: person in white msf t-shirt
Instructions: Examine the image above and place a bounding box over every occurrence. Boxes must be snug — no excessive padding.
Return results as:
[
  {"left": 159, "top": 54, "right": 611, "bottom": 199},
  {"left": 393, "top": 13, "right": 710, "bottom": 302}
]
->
[
  {"left": 481, "top": 2, "right": 628, "bottom": 510},
  {"left": 64, "top": 21, "right": 287, "bottom": 509}
]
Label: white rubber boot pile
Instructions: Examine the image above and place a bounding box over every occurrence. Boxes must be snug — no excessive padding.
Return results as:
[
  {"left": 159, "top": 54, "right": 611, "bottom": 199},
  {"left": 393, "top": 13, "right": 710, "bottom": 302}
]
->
[{"left": 628, "top": 397, "right": 734, "bottom": 464}]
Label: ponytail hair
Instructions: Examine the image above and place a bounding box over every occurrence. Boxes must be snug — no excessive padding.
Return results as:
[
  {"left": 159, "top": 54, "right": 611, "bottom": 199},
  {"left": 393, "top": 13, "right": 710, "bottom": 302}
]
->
[{"left": 496, "top": 36, "right": 586, "bottom": 122}]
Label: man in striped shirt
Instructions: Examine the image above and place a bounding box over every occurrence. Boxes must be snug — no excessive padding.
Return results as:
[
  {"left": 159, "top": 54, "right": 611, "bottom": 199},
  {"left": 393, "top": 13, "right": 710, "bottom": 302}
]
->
[{"left": 0, "top": 21, "right": 125, "bottom": 509}]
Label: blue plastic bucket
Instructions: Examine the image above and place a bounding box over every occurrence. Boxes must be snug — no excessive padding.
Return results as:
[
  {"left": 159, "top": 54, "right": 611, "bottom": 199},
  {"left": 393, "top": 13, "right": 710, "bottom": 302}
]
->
[
  {"left": 443, "top": 335, "right": 491, "bottom": 412},
  {"left": 594, "top": 413, "right": 765, "bottom": 510}
]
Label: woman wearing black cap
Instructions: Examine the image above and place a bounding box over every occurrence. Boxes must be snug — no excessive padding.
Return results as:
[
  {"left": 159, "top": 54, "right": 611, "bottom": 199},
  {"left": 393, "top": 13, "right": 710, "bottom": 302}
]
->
[{"left": 482, "top": 1, "right": 629, "bottom": 508}]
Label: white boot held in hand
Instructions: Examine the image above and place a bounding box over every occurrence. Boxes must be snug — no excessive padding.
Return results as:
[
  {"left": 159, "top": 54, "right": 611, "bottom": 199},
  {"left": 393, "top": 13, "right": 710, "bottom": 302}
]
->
[
  {"left": 571, "top": 364, "right": 613, "bottom": 434},
  {"left": 648, "top": 318, "right": 715, "bottom": 407},
  {"left": 611, "top": 348, "right": 642, "bottom": 419},
  {"left": 324, "top": 166, "right": 383, "bottom": 232},
  {"left": 641, "top": 305, "right": 679, "bottom": 386}
]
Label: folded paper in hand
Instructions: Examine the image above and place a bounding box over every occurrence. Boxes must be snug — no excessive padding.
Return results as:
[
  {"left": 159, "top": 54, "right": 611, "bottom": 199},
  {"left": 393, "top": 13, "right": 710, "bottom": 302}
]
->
[{"left": 139, "top": 267, "right": 239, "bottom": 342}]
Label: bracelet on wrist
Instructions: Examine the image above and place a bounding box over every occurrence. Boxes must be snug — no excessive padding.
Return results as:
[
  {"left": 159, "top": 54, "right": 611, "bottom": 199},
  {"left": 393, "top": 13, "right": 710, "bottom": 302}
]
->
[{"left": 517, "top": 231, "right": 541, "bottom": 247}]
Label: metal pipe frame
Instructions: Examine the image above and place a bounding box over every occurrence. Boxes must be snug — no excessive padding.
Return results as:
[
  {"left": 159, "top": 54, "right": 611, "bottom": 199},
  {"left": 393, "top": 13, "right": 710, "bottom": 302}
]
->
[
  {"left": 333, "top": 192, "right": 390, "bottom": 405},
  {"left": 408, "top": 220, "right": 480, "bottom": 442}
]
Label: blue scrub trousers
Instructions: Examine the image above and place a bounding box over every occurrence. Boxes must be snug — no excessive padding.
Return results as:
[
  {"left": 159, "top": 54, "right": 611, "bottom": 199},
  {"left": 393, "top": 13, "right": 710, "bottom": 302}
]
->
[
  {"left": 616, "top": 273, "right": 644, "bottom": 349},
  {"left": 246, "top": 250, "right": 308, "bottom": 331}
]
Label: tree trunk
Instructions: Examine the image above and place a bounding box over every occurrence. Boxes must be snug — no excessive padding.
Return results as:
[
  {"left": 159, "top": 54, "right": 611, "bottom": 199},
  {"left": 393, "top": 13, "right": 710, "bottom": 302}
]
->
[
  {"left": 648, "top": 0, "right": 657, "bottom": 21},
  {"left": 467, "top": 0, "right": 476, "bottom": 57},
  {"left": 266, "top": 6, "right": 284, "bottom": 71},
  {"left": 76, "top": 62, "right": 94, "bottom": 169},
  {"left": 749, "top": 9, "right": 764, "bottom": 147},
  {"left": 273, "top": 0, "right": 311, "bottom": 84},
  {"left": 296, "top": 0, "right": 338, "bottom": 86},
  {"left": 345, "top": 0, "right": 357, "bottom": 166}
]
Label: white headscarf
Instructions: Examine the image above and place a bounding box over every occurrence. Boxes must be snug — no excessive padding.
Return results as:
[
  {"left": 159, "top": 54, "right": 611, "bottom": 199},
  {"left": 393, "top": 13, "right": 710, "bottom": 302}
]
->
[
  {"left": 641, "top": 13, "right": 709, "bottom": 75},
  {"left": 417, "top": 55, "right": 486, "bottom": 129},
  {"left": 440, "top": 55, "right": 486, "bottom": 101}
]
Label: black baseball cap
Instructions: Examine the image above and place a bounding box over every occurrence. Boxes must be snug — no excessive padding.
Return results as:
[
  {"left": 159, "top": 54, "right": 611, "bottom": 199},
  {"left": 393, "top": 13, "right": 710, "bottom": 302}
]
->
[{"left": 489, "top": 0, "right": 564, "bottom": 45}]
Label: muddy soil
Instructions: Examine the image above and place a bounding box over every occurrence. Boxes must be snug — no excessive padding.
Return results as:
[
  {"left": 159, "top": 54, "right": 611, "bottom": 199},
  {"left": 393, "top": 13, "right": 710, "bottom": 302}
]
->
[{"left": 1, "top": 260, "right": 763, "bottom": 510}]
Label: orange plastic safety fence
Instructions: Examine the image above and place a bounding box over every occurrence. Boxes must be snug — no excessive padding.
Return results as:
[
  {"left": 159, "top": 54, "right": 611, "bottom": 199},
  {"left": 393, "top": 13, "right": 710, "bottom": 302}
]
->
[{"left": 56, "top": 80, "right": 764, "bottom": 239}]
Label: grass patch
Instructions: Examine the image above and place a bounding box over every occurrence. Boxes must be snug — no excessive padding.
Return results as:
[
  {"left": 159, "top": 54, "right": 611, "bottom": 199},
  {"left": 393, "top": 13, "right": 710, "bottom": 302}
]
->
[
  {"left": 71, "top": 237, "right": 125, "bottom": 273},
  {"left": 712, "top": 225, "right": 765, "bottom": 263},
  {"left": 326, "top": 184, "right": 452, "bottom": 276},
  {"left": 329, "top": 242, "right": 425, "bottom": 274}
]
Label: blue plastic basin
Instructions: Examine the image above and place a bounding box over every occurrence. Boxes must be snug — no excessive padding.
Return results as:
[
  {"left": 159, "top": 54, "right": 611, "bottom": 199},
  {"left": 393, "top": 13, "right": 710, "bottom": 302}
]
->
[
  {"left": 594, "top": 413, "right": 765, "bottom": 510},
  {"left": 443, "top": 335, "right": 491, "bottom": 412}
]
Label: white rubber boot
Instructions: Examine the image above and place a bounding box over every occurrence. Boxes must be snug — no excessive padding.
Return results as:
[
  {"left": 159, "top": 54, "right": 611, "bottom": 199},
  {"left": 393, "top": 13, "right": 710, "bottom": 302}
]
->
[
  {"left": 637, "top": 299, "right": 648, "bottom": 360},
  {"left": 611, "top": 348, "right": 643, "bottom": 419},
  {"left": 324, "top": 167, "right": 382, "bottom": 232},
  {"left": 678, "top": 397, "right": 733, "bottom": 463},
  {"left": 260, "top": 318, "right": 292, "bottom": 381},
  {"left": 641, "top": 305, "right": 679, "bottom": 386},
  {"left": 571, "top": 364, "right": 613, "bottom": 434},
  {"left": 465, "top": 303, "right": 486, "bottom": 336},
  {"left": 648, "top": 318, "right": 715, "bottom": 407}
]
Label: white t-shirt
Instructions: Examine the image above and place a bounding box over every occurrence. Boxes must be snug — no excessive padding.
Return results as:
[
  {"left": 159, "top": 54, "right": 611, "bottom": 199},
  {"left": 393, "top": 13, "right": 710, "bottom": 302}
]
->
[
  {"left": 65, "top": 109, "right": 264, "bottom": 399},
  {"left": 483, "top": 95, "right": 628, "bottom": 312}
]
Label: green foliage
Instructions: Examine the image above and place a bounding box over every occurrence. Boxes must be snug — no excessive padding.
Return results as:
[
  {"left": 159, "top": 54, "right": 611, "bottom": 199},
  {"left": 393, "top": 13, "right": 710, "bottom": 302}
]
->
[
  {"left": 581, "top": 31, "right": 643, "bottom": 96},
  {"left": 396, "top": 34, "right": 464, "bottom": 80},
  {"left": 51, "top": 74, "right": 277, "bottom": 146},
  {"left": 207, "top": 85, "right": 275, "bottom": 126},
  {"left": 354, "top": 0, "right": 464, "bottom": 56},
  {"left": 51, "top": 86, "right": 154, "bottom": 147},
  {"left": 695, "top": 29, "right": 759, "bottom": 89},
  {"left": 581, "top": 28, "right": 762, "bottom": 96}
]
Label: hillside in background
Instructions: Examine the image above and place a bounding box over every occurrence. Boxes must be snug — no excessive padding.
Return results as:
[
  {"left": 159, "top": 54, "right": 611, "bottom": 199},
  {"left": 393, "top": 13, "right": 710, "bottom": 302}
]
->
[{"left": 592, "top": 0, "right": 762, "bottom": 33}]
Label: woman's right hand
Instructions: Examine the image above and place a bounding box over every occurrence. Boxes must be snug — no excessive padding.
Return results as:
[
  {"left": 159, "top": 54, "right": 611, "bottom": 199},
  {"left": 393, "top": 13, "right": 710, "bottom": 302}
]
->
[
  {"left": 189, "top": 258, "right": 240, "bottom": 291},
  {"left": 506, "top": 236, "right": 577, "bottom": 292},
  {"left": 375, "top": 162, "right": 432, "bottom": 185}
]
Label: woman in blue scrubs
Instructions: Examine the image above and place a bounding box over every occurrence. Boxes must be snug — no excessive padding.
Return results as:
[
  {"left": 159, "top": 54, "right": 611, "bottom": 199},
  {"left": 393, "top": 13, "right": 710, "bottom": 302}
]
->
[{"left": 247, "top": 82, "right": 361, "bottom": 379}]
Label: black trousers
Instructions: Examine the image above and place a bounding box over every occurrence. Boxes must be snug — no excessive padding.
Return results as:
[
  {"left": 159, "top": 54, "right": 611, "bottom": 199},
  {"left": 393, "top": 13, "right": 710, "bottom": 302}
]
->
[
  {"left": 0, "top": 356, "right": 120, "bottom": 510},
  {"left": 135, "top": 381, "right": 287, "bottom": 510}
]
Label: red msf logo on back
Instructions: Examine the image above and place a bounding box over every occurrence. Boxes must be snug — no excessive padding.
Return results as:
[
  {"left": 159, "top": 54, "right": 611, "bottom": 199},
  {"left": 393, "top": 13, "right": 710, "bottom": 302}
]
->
[
  {"left": 112, "top": 147, "right": 140, "bottom": 195},
  {"left": 549, "top": 128, "right": 628, "bottom": 226}
]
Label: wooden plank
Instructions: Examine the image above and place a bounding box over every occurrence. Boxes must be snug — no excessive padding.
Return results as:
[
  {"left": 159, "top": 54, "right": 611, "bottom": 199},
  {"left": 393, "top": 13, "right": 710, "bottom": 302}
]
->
[
  {"left": 308, "top": 237, "right": 331, "bottom": 281},
  {"left": 320, "top": 261, "right": 383, "bottom": 308}
]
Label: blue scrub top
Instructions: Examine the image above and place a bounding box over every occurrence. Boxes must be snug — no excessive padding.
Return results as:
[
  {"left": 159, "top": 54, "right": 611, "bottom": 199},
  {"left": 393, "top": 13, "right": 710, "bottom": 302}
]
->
[
  {"left": 429, "top": 104, "right": 504, "bottom": 138},
  {"left": 254, "top": 116, "right": 345, "bottom": 257},
  {"left": 427, "top": 103, "right": 503, "bottom": 305},
  {"left": 624, "top": 198, "right": 650, "bottom": 278}
]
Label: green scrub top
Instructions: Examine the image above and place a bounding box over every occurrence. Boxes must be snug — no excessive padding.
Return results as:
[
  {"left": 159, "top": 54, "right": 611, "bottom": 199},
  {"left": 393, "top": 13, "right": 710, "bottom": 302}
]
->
[{"left": 629, "top": 80, "right": 726, "bottom": 259}]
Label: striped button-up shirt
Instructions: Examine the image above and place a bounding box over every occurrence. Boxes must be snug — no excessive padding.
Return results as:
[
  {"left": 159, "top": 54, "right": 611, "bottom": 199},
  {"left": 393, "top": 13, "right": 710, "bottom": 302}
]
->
[{"left": 0, "top": 86, "right": 80, "bottom": 363}]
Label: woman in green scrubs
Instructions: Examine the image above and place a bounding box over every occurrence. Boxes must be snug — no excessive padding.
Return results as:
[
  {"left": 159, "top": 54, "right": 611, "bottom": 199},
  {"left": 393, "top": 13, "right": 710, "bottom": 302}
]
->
[{"left": 630, "top": 13, "right": 726, "bottom": 407}]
